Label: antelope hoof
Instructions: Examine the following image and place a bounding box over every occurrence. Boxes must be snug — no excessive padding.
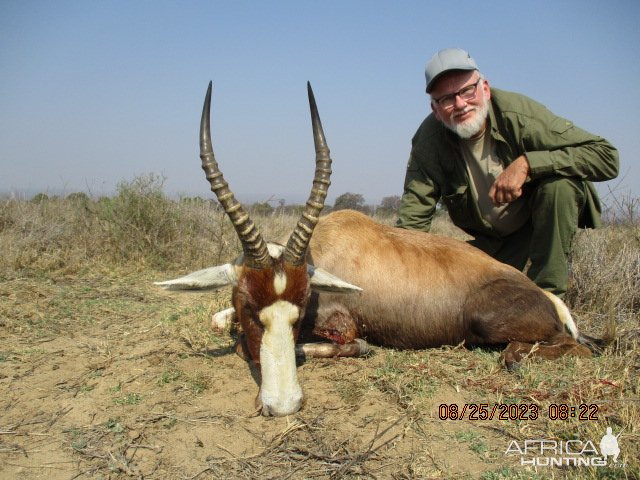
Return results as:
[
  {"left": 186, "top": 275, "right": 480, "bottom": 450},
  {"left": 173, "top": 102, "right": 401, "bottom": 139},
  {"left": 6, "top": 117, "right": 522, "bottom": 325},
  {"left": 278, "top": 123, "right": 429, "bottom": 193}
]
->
[
  {"left": 500, "top": 349, "right": 523, "bottom": 371},
  {"left": 212, "top": 307, "right": 235, "bottom": 332}
]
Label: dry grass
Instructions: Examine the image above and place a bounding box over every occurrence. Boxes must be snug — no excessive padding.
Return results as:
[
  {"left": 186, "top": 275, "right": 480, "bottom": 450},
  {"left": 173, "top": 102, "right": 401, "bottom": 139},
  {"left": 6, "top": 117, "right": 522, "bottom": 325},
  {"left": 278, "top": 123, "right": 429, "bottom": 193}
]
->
[
  {"left": 0, "top": 176, "right": 638, "bottom": 479},
  {"left": 0, "top": 175, "right": 242, "bottom": 276}
]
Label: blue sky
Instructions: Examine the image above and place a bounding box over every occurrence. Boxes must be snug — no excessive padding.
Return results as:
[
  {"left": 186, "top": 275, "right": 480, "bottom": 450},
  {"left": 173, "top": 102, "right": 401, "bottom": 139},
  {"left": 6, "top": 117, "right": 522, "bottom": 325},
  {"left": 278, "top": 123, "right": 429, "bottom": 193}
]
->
[{"left": 1, "top": 0, "right": 638, "bottom": 206}]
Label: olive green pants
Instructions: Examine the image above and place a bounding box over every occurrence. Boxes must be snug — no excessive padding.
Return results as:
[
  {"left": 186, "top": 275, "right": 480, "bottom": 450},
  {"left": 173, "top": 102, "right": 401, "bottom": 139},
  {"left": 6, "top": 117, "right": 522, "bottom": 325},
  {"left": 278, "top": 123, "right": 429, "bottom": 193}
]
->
[{"left": 469, "top": 177, "right": 587, "bottom": 298}]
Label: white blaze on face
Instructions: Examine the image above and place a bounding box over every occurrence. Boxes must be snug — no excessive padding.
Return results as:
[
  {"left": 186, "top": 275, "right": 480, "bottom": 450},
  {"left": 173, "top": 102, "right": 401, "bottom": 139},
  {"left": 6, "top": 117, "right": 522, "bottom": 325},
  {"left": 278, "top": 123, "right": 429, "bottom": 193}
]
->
[
  {"left": 258, "top": 300, "right": 303, "bottom": 416},
  {"left": 273, "top": 271, "right": 287, "bottom": 295}
]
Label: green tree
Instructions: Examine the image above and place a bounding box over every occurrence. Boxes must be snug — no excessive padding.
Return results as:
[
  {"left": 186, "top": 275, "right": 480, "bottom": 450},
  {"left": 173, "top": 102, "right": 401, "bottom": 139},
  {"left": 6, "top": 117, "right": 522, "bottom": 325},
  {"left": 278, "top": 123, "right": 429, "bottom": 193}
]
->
[
  {"left": 376, "top": 195, "right": 401, "bottom": 217},
  {"left": 250, "top": 201, "right": 274, "bottom": 216},
  {"left": 333, "top": 192, "right": 366, "bottom": 212},
  {"left": 31, "top": 192, "right": 49, "bottom": 203}
]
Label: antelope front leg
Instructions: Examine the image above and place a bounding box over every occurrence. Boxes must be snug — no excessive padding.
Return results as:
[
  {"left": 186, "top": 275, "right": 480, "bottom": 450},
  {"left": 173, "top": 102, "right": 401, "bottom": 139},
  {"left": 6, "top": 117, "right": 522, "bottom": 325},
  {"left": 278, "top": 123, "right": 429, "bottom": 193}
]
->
[
  {"left": 296, "top": 339, "right": 370, "bottom": 358},
  {"left": 212, "top": 307, "right": 236, "bottom": 332},
  {"left": 501, "top": 336, "right": 591, "bottom": 370}
]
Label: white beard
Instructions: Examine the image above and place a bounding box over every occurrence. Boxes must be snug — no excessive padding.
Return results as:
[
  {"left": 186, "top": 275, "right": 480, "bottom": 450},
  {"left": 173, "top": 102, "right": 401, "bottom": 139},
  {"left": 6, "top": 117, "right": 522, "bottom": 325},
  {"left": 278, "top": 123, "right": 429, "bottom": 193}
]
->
[{"left": 443, "top": 96, "right": 490, "bottom": 139}]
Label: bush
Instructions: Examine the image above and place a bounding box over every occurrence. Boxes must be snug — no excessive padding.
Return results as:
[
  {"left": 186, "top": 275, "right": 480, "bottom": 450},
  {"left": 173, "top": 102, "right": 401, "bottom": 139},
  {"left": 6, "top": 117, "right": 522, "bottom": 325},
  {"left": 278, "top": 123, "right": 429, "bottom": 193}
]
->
[
  {"left": 31, "top": 192, "right": 49, "bottom": 203},
  {"left": 97, "top": 174, "right": 181, "bottom": 266},
  {"left": 566, "top": 225, "right": 640, "bottom": 335}
]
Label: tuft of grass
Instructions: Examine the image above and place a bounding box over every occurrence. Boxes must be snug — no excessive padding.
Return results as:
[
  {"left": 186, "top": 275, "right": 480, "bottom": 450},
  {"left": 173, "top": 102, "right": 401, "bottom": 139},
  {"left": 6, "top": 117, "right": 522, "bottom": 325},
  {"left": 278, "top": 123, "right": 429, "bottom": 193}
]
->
[
  {"left": 370, "top": 350, "right": 442, "bottom": 408},
  {"left": 186, "top": 372, "right": 209, "bottom": 394},
  {"left": 567, "top": 225, "right": 640, "bottom": 320},
  {"left": 454, "top": 430, "right": 489, "bottom": 456},
  {"left": 172, "top": 301, "right": 232, "bottom": 352},
  {"left": 481, "top": 469, "right": 548, "bottom": 480},
  {"left": 158, "top": 368, "right": 183, "bottom": 386},
  {"left": 105, "top": 418, "right": 125, "bottom": 433},
  {"left": 157, "top": 367, "right": 210, "bottom": 394},
  {"left": 113, "top": 393, "right": 143, "bottom": 405}
]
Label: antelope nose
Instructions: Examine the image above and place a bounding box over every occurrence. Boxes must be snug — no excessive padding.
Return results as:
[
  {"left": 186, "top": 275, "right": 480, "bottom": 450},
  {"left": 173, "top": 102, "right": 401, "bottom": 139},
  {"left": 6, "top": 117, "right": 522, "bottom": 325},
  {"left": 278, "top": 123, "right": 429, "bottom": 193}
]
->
[{"left": 261, "top": 396, "right": 303, "bottom": 417}]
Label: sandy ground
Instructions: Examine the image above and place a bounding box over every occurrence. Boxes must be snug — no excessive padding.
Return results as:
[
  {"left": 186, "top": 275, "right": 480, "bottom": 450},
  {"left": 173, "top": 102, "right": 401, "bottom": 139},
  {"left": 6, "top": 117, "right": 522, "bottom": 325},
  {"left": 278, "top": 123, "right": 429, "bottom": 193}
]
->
[{"left": 0, "top": 272, "right": 635, "bottom": 479}]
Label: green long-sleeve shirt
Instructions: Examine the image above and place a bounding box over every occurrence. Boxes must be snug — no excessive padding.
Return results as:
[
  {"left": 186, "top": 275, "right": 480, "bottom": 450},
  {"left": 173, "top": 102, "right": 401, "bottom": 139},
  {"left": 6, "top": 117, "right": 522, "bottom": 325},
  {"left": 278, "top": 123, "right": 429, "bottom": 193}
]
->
[{"left": 397, "top": 88, "right": 619, "bottom": 237}]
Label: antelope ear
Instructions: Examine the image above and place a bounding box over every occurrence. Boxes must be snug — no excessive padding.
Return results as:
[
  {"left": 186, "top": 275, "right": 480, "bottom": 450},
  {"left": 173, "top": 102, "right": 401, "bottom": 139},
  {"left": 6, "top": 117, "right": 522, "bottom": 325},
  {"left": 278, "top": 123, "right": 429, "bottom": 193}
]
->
[
  {"left": 155, "top": 264, "right": 237, "bottom": 290},
  {"left": 308, "top": 266, "right": 362, "bottom": 293}
]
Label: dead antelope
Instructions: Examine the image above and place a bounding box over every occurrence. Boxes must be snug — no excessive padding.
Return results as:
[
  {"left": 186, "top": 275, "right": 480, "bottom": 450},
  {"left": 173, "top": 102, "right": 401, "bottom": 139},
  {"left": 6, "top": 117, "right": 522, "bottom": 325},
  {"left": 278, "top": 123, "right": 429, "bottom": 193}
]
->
[
  {"left": 157, "top": 82, "right": 364, "bottom": 416},
  {"left": 158, "top": 83, "right": 593, "bottom": 416},
  {"left": 304, "top": 209, "right": 593, "bottom": 366}
]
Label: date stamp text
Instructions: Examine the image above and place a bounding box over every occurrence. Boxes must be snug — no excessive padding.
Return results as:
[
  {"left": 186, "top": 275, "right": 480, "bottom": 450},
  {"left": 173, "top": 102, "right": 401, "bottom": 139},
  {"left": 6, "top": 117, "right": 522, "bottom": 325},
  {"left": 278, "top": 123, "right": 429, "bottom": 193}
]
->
[{"left": 438, "top": 403, "right": 599, "bottom": 421}]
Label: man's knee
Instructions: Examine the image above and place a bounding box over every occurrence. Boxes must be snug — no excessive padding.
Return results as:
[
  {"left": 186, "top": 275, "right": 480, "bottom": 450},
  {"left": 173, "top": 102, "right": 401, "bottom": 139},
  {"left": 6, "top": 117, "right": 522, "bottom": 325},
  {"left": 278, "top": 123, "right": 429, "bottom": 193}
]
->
[
  {"left": 530, "top": 177, "right": 585, "bottom": 226},
  {"left": 532, "top": 177, "right": 585, "bottom": 206}
]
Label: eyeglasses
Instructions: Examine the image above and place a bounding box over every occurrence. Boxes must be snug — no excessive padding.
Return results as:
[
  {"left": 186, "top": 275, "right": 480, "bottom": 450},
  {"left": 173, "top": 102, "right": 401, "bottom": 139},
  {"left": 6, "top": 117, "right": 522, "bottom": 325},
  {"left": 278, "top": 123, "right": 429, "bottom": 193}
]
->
[{"left": 432, "top": 79, "right": 482, "bottom": 110}]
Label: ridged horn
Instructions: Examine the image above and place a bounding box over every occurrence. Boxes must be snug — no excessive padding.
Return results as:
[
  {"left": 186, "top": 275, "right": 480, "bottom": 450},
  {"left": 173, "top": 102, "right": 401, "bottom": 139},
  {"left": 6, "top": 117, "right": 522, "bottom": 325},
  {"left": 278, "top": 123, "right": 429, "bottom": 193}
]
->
[
  {"left": 199, "top": 82, "right": 271, "bottom": 269},
  {"left": 284, "top": 82, "right": 332, "bottom": 266}
]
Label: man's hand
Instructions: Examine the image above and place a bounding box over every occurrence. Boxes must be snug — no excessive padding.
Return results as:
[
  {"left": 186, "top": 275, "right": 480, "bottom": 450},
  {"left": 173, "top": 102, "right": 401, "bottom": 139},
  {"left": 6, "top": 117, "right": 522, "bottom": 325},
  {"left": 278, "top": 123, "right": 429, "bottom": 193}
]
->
[{"left": 489, "top": 155, "right": 530, "bottom": 206}]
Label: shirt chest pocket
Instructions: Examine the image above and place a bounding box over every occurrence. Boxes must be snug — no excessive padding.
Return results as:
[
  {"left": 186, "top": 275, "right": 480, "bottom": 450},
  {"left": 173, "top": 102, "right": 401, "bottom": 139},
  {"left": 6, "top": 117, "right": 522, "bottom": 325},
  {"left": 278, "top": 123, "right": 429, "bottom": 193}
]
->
[{"left": 442, "top": 185, "right": 479, "bottom": 231}]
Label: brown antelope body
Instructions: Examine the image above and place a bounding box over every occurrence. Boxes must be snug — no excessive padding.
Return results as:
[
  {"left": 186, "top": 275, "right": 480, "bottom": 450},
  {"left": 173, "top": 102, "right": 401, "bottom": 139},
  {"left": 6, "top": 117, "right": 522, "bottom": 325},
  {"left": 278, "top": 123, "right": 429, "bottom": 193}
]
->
[
  {"left": 305, "top": 209, "right": 591, "bottom": 367},
  {"left": 158, "top": 83, "right": 591, "bottom": 417}
]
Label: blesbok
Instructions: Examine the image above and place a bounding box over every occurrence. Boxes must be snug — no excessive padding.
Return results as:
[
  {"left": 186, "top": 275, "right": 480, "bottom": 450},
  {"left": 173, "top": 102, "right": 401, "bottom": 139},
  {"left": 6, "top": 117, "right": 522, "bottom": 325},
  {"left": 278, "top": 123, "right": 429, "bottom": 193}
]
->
[
  {"left": 157, "top": 83, "right": 593, "bottom": 417},
  {"left": 158, "top": 82, "right": 365, "bottom": 416}
]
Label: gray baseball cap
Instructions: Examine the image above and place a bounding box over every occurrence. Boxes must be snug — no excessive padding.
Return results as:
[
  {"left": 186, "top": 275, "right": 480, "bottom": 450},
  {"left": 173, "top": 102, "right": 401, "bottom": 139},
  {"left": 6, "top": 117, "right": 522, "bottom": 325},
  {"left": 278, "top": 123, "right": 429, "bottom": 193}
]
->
[{"left": 425, "top": 48, "right": 478, "bottom": 93}]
